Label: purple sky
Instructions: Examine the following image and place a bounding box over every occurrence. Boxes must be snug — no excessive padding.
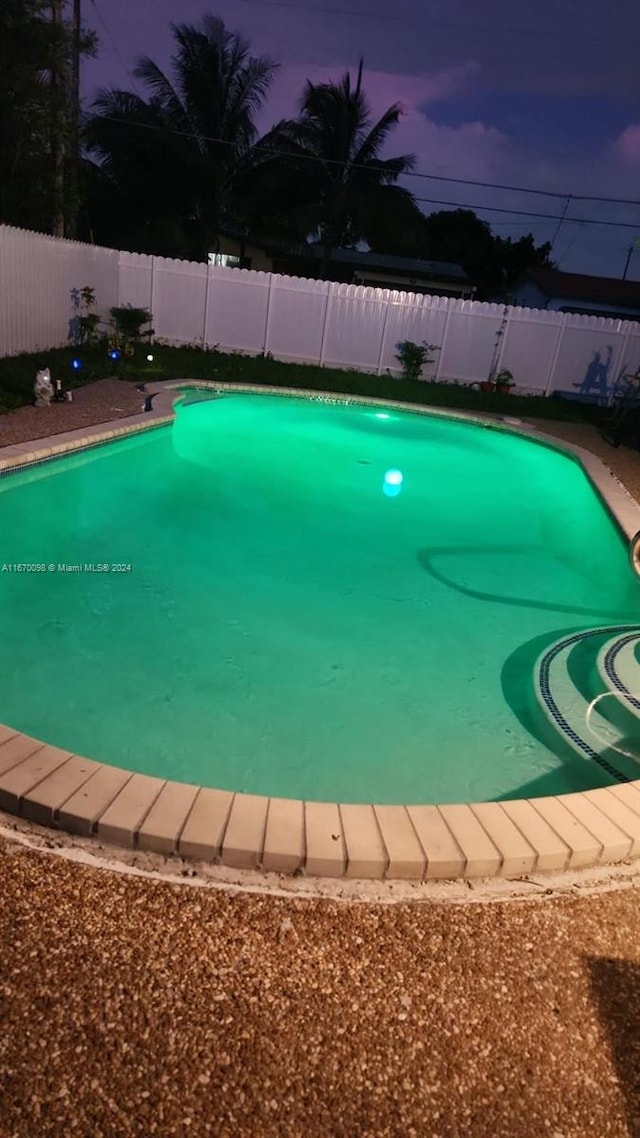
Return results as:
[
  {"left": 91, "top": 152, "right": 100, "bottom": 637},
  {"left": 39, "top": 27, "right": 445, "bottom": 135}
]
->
[{"left": 82, "top": 0, "right": 640, "bottom": 279}]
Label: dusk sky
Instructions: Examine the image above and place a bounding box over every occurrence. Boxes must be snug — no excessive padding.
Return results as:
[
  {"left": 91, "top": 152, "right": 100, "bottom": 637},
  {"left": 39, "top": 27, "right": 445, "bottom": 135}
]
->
[{"left": 83, "top": 0, "right": 640, "bottom": 280}]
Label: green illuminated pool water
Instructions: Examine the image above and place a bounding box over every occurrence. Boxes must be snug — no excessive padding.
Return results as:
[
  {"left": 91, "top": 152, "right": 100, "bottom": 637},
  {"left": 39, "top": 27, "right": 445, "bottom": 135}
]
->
[{"left": 1, "top": 391, "right": 639, "bottom": 804}]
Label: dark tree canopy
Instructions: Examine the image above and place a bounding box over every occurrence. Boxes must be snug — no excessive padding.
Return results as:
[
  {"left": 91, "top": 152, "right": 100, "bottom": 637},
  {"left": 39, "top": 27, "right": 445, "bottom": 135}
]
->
[
  {"left": 84, "top": 16, "right": 277, "bottom": 259},
  {"left": 370, "top": 207, "right": 554, "bottom": 298},
  {"left": 1, "top": 3, "right": 555, "bottom": 297},
  {"left": 260, "top": 61, "right": 422, "bottom": 276},
  {"left": 0, "top": 0, "right": 95, "bottom": 235}
]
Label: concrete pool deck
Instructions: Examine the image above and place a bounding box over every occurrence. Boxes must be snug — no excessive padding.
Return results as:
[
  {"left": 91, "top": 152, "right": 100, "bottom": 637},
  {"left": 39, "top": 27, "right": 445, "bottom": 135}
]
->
[{"left": 2, "top": 381, "right": 640, "bottom": 883}]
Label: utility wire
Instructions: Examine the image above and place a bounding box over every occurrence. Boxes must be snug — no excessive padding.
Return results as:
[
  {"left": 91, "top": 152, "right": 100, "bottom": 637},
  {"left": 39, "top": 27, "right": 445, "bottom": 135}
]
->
[
  {"left": 91, "top": 113, "right": 640, "bottom": 213},
  {"left": 548, "top": 194, "right": 573, "bottom": 249},
  {"left": 87, "top": 0, "right": 144, "bottom": 97},
  {"left": 225, "top": 0, "right": 640, "bottom": 49},
  {"left": 411, "top": 194, "right": 640, "bottom": 229}
]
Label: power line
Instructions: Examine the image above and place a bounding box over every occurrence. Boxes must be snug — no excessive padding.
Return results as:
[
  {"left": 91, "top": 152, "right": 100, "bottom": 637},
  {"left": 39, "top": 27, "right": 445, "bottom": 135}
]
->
[
  {"left": 556, "top": 221, "right": 585, "bottom": 266},
  {"left": 412, "top": 195, "right": 640, "bottom": 229},
  {"left": 91, "top": 113, "right": 640, "bottom": 216},
  {"left": 87, "top": 0, "right": 143, "bottom": 97},
  {"left": 549, "top": 194, "right": 573, "bottom": 249},
  {"left": 406, "top": 172, "right": 638, "bottom": 207},
  {"left": 225, "top": 0, "right": 640, "bottom": 49}
]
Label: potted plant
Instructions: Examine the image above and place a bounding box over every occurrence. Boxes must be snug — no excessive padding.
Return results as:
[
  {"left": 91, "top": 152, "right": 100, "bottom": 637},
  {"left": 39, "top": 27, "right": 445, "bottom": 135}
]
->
[
  {"left": 479, "top": 380, "right": 495, "bottom": 392},
  {"left": 494, "top": 368, "right": 515, "bottom": 394}
]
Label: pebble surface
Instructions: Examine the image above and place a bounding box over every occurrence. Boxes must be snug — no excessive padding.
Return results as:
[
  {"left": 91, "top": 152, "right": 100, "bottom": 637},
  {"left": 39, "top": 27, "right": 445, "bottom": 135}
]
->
[
  {"left": 0, "top": 380, "right": 142, "bottom": 446},
  {"left": 1, "top": 838, "right": 640, "bottom": 1137}
]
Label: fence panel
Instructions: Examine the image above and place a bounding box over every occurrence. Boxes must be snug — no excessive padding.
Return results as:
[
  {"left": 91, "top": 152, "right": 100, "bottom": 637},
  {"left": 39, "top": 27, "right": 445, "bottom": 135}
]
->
[
  {"left": 0, "top": 225, "right": 119, "bottom": 356},
  {"left": 551, "top": 315, "right": 629, "bottom": 401},
  {"left": 378, "top": 292, "right": 450, "bottom": 377},
  {"left": 438, "top": 302, "right": 505, "bottom": 382},
  {"left": 152, "top": 257, "right": 208, "bottom": 345},
  {"left": 499, "top": 307, "right": 565, "bottom": 392},
  {"left": 117, "top": 251, "right": 154, "bottom": 312},
  {"left": 266, "top": 275, "right": 328, "bottom": 363},
  {"left": 203, "top": 267, "right": 270, "bottom": 352},
  {"left": 321, "top": 283, "right": 389, "bottom": 371}
]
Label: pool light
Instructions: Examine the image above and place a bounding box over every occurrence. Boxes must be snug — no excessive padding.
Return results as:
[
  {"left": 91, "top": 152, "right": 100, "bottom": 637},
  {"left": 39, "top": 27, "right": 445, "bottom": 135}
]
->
[
  {"left": 384, "top": 469, "right": 403, "bottom": 486},
  {"left": 375, "top": 412, "right": 390, "bottom": 420},
  {"left": 382, "top": 468, "right": 403, "bottom": 498}
]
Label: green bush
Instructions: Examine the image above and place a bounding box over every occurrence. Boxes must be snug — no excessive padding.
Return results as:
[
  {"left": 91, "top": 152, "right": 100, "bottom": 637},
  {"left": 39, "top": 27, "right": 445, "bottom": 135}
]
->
[
  {"left": 395, "top": 340, "right": 440, "bottom": 382},
  {"left": 108, "top": 305, "right": 154, "bottom": 356}
]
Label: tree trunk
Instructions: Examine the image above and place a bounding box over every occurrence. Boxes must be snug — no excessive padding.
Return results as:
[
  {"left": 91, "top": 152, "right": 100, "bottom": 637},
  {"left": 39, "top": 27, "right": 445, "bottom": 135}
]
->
[
  {"left": 49, "top": 0, "right": 66, "bottom": 237},
  {"left": 65, "top": 0, "right": 81, "bottom": 238}
]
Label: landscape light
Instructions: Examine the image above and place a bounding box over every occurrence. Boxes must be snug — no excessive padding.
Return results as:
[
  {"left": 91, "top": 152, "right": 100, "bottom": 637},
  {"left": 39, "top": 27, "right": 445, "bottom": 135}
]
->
[
  {"left": 109, "top": 349, "right": 121, "bottom": 361},
  {"left": 71, "top": 358, "right": 83, "bottom": 370},
  {"left": 146, "top": 353, "right": 154, "bottom": 362}
]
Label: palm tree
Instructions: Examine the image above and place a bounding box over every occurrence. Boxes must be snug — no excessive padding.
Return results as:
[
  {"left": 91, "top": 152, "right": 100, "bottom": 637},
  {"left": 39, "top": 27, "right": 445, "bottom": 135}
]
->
[
  {"left": 269, "top": 61, "right": 422, "bottom": 277},
  {"left": 84, "top": 15, "right": 277, "bottom": 259}
]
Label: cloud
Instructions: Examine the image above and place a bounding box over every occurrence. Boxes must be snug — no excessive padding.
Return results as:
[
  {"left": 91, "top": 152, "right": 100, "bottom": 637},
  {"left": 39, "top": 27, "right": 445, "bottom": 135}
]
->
[
  {"left": 612, "top": 125, "right": 640, "bottom": 164},
  {"left": 261, "top": 60, "right": 506, "bottom": 183},
  {"left": 261, "top": 61, "right": 479, "bottom": 126}
]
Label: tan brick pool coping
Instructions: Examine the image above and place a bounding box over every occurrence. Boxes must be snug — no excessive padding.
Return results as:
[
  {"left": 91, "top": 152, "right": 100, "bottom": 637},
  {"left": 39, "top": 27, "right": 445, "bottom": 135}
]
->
[{"left": 2, "top": 379, "right": 640, "bottom": 881}]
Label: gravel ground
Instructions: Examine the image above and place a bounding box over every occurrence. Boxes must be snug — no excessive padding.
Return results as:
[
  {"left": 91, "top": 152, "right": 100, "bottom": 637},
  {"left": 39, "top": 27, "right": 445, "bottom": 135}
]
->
[
  {"left": 1, "top": 836, "right": 640, "bottom": 1138},
  {"left": 2, "top": 386, "right": 640, "bottom": 1137}
]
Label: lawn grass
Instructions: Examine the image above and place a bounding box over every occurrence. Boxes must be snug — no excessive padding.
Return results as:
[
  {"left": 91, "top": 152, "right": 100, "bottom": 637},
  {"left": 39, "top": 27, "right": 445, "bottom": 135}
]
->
[{"left": 0, "top": 341, "right": 606, "bottom": 423}]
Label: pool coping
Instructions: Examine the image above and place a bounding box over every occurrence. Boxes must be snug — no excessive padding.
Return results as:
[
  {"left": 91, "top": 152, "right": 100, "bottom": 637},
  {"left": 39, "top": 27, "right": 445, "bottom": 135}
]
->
[{"left": 2, "top": 379, "right": 640, "bottom": 882}]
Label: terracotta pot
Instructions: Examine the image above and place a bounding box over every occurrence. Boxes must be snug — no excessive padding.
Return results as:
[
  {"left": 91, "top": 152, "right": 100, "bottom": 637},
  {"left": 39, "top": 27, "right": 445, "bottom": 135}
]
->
[
  {"left": 496, "top": 384, "right": 511, "bottom": 394},
  {"left": 480, "top": 381, "right": 495, "bottom": 392}
]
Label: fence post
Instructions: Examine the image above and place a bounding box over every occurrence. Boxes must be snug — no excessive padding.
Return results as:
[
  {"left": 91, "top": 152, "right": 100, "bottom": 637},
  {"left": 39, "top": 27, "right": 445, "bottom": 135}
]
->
[
  {"left": 375, "top": 291, "right": 393, "bottom": 374},
  {"left": 116, "top": 250, "right": 123, "bottom": 309},
  {"left": 202, "top": 262, "right": 211, "bottom": 348},
  {"left": 150, "top": 255, "right": 158, "bottom": 325},
  {"left": 318, "top": 282, "right": 333, "bottom": 367},
  {"left": 610, "top": 323, "right": 632, "bottom": 400},
  {"left": 544, "top": 315, "right": 567, "bottom": 397},
  {"left": 262, "top": 273, "right": 274, "bottom": 354},
  {"left": 434, "top": 296, "right": 453, "bottom": 381}
]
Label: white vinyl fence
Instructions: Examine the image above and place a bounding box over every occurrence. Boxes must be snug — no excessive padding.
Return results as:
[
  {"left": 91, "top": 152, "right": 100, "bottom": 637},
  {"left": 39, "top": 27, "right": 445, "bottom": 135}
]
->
[{"left": 2, "top": 223, "right": 640, "bottom": 401}]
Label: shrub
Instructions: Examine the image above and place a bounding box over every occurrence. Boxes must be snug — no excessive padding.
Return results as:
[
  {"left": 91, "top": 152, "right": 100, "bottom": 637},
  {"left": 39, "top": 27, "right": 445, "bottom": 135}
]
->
[
  {"left": 395, "top": 340, "right": 440, "bottom": 382},
  {"left": 109, "top": 305, "right": 154, "bottom": 357}
]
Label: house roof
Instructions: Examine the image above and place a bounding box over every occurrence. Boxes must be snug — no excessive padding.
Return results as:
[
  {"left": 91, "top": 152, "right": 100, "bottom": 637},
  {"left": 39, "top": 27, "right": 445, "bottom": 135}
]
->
[
  {"left": 307, "top": 248, "right": 469, "bottom": 282},
  {"left": 523, "top": 268, "right": 640, "bottom": 310}
]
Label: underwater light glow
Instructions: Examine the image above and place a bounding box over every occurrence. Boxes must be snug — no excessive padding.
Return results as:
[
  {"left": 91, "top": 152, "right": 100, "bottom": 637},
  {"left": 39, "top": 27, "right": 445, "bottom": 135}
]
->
[
  {"left": 382, "top": 468, "right": 403, "bottom": 498},
  {"left": 384, "top": 469, "right": 403, "bottom": 486},
  {"left": 375, "top": 412, "right": 390, "bottom": 420}
]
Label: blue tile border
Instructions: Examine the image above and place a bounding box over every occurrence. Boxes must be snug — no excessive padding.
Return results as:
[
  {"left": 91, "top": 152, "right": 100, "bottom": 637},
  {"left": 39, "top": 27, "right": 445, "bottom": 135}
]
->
[
  {"left": 602, "top": 634, "right": 640, "bottom": 713},
  {"left": 537, "top": 625, "right": 640, "bottom": 783}
]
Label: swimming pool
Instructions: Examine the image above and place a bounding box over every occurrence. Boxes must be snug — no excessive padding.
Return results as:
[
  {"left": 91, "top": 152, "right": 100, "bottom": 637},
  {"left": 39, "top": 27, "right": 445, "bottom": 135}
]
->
[{"left": 1, "top": 388, "right": 639, "bottom": 811}]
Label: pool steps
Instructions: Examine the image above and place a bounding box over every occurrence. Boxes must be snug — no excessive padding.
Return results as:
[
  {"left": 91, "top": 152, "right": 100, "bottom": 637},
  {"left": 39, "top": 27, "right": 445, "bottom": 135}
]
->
[
  {"left": 3, "top": 383, "right": 640, "bottom": 881},
  {"left": 597, "top": 635, "right": 640, "bottom": 721},
  {"left": 536, "top": 628, "right": 640, "bottom": 784}
]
